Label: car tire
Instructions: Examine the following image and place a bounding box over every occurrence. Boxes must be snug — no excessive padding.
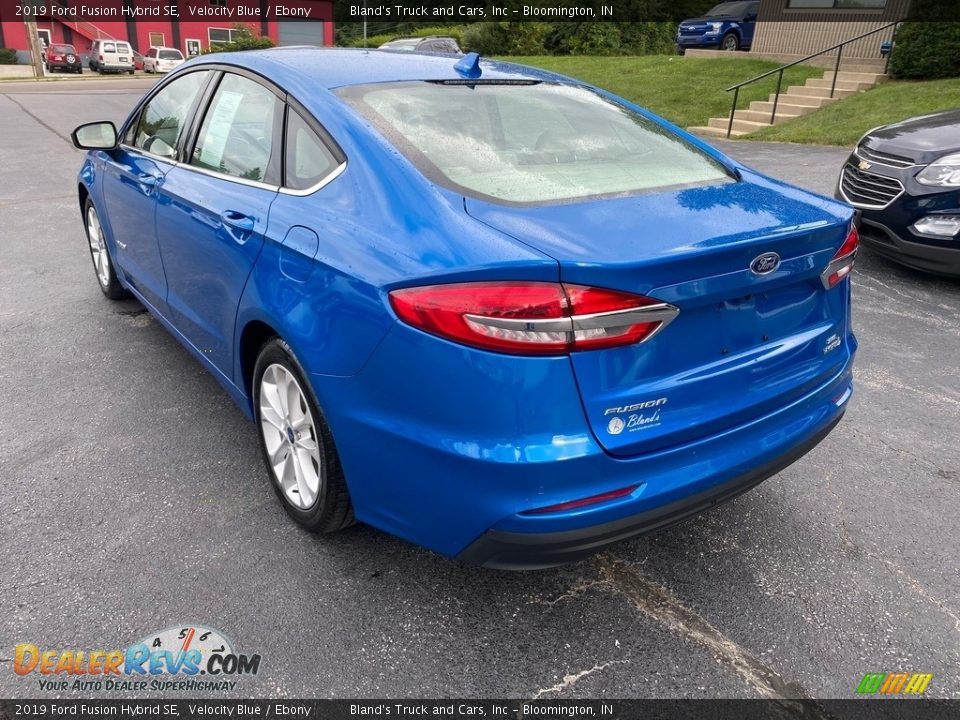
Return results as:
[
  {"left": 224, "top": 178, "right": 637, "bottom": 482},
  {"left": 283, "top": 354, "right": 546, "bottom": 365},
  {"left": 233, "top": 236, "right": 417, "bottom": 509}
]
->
[
  {"left": 253, "top": 338, "right": 354, "bottom": 533},
  {"left": 128, "top": 69, "right": 134, "bottom": 75},
  {"left": 83, "top": 199, "right": 127, "bottom": 300},
  {"left": 721, "top": 32, "right": 740, "bottom": 51}
]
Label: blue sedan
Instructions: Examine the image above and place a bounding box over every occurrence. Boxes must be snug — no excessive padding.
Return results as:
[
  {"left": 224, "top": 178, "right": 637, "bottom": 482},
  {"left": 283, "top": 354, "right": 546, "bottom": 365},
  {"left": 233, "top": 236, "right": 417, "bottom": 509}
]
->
[{"left": 71, "top": 48, "right": 858, "bottom": 569}]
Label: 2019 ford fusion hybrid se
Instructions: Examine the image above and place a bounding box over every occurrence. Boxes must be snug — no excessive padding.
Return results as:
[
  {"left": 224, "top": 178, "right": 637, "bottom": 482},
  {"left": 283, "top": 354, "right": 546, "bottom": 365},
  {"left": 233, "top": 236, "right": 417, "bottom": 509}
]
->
[{"left": 72, "top": 48, "right": 858, "bottom": 569}]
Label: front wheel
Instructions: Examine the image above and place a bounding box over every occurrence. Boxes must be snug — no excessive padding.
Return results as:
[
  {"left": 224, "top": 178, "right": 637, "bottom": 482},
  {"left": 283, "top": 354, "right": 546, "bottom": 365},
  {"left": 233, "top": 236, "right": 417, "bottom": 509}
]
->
[
  {"left": 83, "top": 200, "right": 127, "bottom": 300},
  {"left": 721, "top": 32, "right": 740, "bottom": 51},
  {"left": 253, "top": 338, "right": 354, "bottom": 533}
]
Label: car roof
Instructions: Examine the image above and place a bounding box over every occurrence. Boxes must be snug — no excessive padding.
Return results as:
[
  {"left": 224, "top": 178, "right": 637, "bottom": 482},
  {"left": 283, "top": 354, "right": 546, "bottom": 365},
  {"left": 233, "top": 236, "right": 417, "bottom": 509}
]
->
[{"left": 187, "top": 47, "right": 566, "bottom": 90}]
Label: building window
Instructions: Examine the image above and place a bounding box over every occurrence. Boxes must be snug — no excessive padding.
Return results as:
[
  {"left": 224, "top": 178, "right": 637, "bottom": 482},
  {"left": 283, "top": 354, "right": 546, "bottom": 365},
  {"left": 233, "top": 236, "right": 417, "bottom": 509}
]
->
[
  {"left": 787, "top": 0, "right": 886, "bottom": 7},
  {"left": 208, "top": 28, "right": 241, "bottom": 47}
]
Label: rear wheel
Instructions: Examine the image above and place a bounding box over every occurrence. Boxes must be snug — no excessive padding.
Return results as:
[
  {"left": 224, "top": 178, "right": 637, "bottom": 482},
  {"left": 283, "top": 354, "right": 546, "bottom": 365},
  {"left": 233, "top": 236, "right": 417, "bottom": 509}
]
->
[
  {"left": 253, "top": 339, "right": 354, "bottom": 533},
  {"left": 83, "top": 200, "right": 127, "bottom": 300},
  {"left": 721, "top": 32, "right": 740, "bottom": 51}
]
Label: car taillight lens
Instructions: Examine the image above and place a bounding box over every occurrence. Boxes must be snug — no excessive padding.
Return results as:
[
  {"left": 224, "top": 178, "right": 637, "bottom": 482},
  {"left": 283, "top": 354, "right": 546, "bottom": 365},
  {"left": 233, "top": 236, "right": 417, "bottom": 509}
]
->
[
  {"left": 389, "top": 282, "right": 679, "bottom": 355},
  {"left": 820, "top": 225, "right": 859, "bottom": 289}
]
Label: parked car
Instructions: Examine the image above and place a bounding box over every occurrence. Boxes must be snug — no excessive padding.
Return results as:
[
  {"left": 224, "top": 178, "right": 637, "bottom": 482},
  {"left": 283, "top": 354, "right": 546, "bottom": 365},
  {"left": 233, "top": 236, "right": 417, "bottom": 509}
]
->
[
  {"left": 88, "top": 39, "right": 135, "bottom": 74},
  {"left": 143, "top": 46, "right": 185, "bottom": 74},
  {"left": 837, "top": 110, "right": 960, "bottom": 277},
  {"left": 45, "top": 43, "right": 82, "bottom": 74},
  {"left": 378, "top": 36, "right": 462, "bottom": 55},
  {"left": 132, "top": 50, "right": 145, "bottom": 72},
  {"left": 677, "top": 0, "right": 759, "bottom": 53},
  {"left": 71, "top": 49, "right": 857, "bottom": 569}
]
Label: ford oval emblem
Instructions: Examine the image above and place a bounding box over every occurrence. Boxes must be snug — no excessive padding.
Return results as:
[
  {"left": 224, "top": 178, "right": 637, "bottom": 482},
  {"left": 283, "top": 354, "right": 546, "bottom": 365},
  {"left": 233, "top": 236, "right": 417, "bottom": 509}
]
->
[{"left": 750, "top": 252, "right": 781, "bottom": 276}]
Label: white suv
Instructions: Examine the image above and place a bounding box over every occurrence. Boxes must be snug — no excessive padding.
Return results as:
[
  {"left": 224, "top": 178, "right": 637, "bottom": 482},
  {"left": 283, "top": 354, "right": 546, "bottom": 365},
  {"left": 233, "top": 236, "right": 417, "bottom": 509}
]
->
[
  {"left": 88, "top": 39, "right": 135, "bottom": 74},
  {"left": 143, "top": 47, "right": 185, "bottom": 74}
]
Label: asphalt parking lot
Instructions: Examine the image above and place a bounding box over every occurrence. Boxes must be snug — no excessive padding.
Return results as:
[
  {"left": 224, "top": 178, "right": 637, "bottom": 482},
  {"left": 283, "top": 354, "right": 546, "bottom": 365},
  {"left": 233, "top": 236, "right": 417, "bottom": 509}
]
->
[{"left": 1, "top": 77, "right": 958, "bottom": 701}]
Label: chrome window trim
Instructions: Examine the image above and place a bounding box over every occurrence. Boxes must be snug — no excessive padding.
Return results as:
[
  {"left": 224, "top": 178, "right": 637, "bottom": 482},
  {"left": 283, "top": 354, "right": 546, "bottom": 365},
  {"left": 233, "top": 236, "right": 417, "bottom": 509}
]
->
[
  {"left": 118, "top": 143, "right": 180, "bottom": 167},
  {"left": 279, "top": 160, "right": 348, "bottom": 196},
  {"left": 179, "top": 161, "right": 281, "bottom": 191}
]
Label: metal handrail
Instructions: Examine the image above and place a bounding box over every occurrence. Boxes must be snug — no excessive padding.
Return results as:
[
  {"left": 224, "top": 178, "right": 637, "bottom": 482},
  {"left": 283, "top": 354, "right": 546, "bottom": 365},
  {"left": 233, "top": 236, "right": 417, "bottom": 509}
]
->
[{"left": 724, "top": 20, "right": 901, "bottom": 138}]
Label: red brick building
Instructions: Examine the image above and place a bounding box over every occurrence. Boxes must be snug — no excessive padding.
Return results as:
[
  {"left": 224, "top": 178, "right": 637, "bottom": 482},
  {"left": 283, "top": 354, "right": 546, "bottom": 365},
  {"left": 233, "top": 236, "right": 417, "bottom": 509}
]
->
[{"left": 1, "top": 1, "right": 333, "bottom": 64}]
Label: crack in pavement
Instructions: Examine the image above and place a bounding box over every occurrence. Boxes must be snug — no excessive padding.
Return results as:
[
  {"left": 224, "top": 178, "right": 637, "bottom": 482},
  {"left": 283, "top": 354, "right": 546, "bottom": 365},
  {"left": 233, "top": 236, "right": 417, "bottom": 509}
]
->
[
  {"left": 823, "top": 471, "right": 857, "bottom": 555},
  {"left": 532, "top": 660, "right": 628, "bottom": 699},
  {"left": 594, "top": 555, "right": 817, "bottom": 703}
]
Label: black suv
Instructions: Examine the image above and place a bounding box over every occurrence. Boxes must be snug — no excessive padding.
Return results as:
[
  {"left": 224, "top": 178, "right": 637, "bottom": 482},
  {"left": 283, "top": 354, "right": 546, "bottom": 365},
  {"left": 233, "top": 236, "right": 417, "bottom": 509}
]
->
[{"left": 837, "top": 110, "right": 960, "bottom": 277}]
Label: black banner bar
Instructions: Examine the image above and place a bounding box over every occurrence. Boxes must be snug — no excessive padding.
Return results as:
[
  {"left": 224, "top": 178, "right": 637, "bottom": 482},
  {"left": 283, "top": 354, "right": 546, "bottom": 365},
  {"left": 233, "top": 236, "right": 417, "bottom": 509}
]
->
[
  {"left": 2, "top": 0, "right": 959, "bottom": 23},
  {"left": 2, "top": 700, "right": 960, "bottom": 720}
]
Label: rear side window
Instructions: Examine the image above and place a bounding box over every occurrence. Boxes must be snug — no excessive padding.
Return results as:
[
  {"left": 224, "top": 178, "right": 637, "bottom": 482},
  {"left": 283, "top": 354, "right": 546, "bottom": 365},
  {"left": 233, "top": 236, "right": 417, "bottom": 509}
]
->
[
  {"left": 132, "top": 71, "right": 209, "bottom": 158},
  {"left": 284, "top": 111, "right": 339, "bottom": 191},
  {"left": 339, "top": 81, "right": 732, "bottom": 205},
  {"left": 190, "top": 73, "right": 283, "bottom": 183}
]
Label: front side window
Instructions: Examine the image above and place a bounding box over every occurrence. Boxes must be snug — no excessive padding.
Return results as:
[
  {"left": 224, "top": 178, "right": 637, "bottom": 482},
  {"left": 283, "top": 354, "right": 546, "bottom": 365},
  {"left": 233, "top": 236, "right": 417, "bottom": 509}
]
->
[
  {"left": 132, "top": 71, "right": 209, "bottom": 158},
  {"left": 339, "top": 82, "right": 732, "bottom": 205},
  {"left": 190, "top": 73, "right": 282, "bottom": 183},
  {"left": 284, "top": 111, "right": 339, "bottom": 190}
]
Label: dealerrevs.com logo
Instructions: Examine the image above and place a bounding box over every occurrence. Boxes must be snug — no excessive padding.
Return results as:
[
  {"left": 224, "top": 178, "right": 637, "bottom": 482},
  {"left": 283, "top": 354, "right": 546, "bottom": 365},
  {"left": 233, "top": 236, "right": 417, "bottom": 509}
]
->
[{"left": 14, "top": 625, "right": 261, "bottom": 693}]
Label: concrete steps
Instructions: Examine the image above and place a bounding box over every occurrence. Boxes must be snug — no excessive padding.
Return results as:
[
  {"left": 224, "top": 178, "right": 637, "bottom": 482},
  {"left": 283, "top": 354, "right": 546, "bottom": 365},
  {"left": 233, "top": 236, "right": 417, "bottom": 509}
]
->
[{"left": 688, "top": 64, "right": 887, "bottom": 139}]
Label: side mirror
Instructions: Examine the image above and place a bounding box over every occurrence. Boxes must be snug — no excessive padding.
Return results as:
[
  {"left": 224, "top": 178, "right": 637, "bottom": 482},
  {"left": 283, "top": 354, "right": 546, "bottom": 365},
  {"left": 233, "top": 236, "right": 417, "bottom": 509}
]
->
[{"left": 72, "top": 121, "right": 118, "bottom": 150}]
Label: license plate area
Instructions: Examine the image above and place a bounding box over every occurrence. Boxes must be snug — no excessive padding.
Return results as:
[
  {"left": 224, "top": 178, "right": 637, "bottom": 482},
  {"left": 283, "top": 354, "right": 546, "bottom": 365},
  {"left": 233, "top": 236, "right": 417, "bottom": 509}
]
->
[
  {"left": 716, "top": 282, "right": 822, "bottom": 356},
  {"left": 119, "top": 57, "right": 127, "bottom": 62}
]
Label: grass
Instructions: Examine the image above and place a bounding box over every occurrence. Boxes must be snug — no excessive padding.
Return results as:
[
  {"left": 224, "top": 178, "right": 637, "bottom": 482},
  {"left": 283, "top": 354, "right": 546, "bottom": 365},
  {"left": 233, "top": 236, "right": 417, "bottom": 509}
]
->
[
  {"left": 500, "top": 56, "right": 822, "bottom": 130},
  {"left": 745, "top": 77, "right": 960, "bottom": 146}
]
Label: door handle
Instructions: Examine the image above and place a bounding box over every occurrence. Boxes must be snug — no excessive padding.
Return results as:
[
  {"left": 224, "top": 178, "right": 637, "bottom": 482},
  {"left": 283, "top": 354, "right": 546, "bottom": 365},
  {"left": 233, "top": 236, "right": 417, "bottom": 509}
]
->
[
  {"left": 137, "top": 173, "right": 160, "bottom": 193},
  {"left": 220, "top": 210, "right": 256, "bottom": 233}
]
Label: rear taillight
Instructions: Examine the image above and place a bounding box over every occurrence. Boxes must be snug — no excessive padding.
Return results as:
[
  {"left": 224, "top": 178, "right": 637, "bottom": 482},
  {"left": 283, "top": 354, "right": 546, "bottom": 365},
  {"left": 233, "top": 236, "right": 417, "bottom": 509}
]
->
[
  {"left": 389, "top": 282, "right": 679, "bottom": 355},
  {"left": 821, "top": 225, "right": 859, "bottom": 289},
  {"left": 99, "top": 55, "right": 104, "bottom": 61}
]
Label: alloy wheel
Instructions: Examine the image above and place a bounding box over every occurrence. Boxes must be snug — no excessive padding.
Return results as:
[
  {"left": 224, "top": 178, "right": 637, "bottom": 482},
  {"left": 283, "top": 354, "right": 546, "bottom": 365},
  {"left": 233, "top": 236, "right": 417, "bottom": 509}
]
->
[
  {"left": 258, "top": 363, "right": 323, "bottom": 510},
  {"left": 86, "top": 206, "right": 111, "bottom": 288}
]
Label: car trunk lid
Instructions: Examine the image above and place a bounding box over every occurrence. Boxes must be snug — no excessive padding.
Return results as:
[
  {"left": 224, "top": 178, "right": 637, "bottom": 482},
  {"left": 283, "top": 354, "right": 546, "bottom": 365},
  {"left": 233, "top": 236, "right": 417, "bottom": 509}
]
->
[{"left": 465, "top": 172, "right": 854, "bottom": 457}]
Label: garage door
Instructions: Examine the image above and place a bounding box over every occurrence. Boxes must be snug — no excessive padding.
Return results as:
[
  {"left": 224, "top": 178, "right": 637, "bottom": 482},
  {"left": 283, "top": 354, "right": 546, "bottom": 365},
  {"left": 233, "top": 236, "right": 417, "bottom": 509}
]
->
[{"left": 277, "top": 21, "right": 325, "bottom": 46}]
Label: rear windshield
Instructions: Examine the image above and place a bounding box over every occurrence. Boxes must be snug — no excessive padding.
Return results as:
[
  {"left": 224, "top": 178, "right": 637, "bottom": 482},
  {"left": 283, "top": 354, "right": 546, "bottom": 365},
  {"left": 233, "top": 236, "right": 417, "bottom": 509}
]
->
[
  {"left": 338, "top": 81, "right": 732, "bottom": 205},
  {"left": 115, "top": 43, "right": 131, "bottom": 53},
  {"left": 103, "top": 43, "right": 116, "bottom": 53},
  {"left": 160, "top": 49, "right": 183, "bottom": 59},
  {"left": 52, "top": 45, "right": 74, "bottom": 53}
]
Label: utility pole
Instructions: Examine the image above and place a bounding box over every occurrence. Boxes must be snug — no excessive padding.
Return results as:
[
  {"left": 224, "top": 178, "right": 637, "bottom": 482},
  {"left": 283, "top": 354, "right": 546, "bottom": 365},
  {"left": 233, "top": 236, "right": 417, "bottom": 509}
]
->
[{"left": 24, "top": 18, "right": 45, "bottom": 78}]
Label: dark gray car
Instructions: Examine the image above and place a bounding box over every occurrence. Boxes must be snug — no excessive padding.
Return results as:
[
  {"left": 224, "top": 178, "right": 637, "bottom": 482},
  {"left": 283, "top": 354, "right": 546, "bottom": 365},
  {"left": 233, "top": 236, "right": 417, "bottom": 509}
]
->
[{"left": 378, "top": 37, "right": 462, "bottom": 55}]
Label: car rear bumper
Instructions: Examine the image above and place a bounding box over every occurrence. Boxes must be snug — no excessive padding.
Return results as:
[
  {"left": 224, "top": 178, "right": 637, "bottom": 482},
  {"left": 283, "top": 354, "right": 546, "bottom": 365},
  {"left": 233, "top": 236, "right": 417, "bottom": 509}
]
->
[
  {"left": 458, "top": 414, "right": 841, "bottom": 569},
  {"left": 315, "top": 321, "right": 856, "bottom": 565}
]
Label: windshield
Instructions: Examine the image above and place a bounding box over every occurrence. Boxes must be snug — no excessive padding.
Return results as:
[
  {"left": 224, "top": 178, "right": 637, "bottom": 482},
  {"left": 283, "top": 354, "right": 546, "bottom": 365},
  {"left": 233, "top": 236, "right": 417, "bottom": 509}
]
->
[
  {"left": 338, "top": 81, "right": 732, "bottom": 205},
  {"left": 706, "top": 2, "right": 748, "bottom": 16}
]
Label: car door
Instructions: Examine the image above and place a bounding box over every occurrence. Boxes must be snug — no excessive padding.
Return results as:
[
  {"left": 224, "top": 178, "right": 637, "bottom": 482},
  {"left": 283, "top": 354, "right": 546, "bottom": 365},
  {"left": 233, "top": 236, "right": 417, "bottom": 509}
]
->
[
  {"left": 155, "top": 71, "right": 283, "bottom": 377},
  {"left": 100, "top": 70, "right": 211, "bottom": 312}
]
